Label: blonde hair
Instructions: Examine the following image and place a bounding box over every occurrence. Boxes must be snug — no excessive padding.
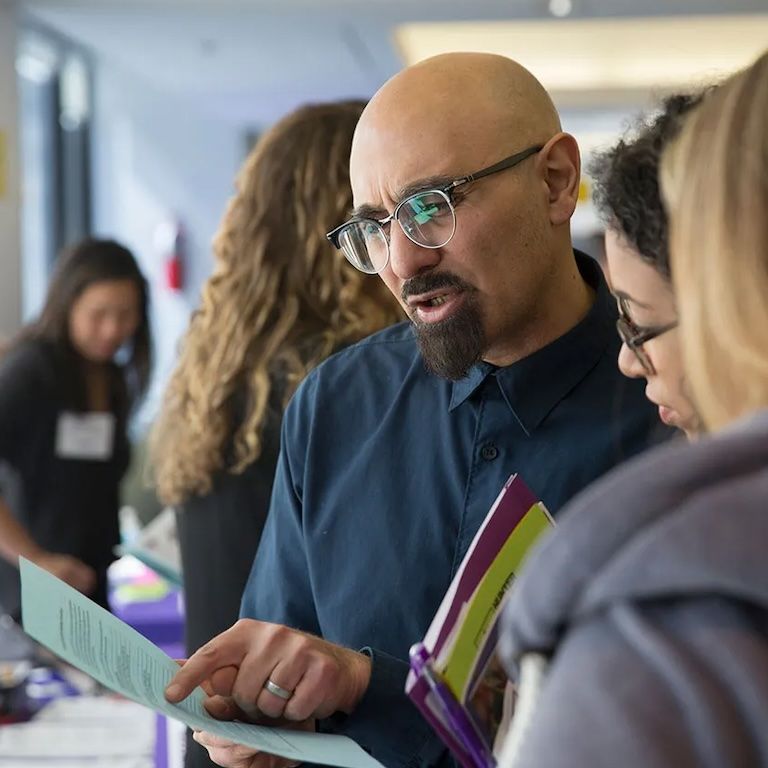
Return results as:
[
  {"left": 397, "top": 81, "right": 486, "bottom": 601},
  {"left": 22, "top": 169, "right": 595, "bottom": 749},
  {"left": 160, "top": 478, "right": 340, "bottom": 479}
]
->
[
  {"left": 151, "top": 101, "right": 401, "bottom": 505},
  {"left": 661, "top": 51, "right": 768, "bottom": 432}
]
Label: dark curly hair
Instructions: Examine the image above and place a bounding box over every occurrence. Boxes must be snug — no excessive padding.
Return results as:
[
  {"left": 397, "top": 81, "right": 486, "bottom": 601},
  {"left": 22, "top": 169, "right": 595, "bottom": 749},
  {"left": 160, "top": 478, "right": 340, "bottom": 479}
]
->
[{"left": 590, "top": 93, "right": 707, "bottom": 278}]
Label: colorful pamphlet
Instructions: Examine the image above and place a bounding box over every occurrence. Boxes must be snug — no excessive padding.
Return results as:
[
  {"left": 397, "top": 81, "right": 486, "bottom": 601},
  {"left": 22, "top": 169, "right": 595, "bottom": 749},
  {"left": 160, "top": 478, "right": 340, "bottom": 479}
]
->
[{"left": 406, "top": 474, "right": 554, "bottom": 768}]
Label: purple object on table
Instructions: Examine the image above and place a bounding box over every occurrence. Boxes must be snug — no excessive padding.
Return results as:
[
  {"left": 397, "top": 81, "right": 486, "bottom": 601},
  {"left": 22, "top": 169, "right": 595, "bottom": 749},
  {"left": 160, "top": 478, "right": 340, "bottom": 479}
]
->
[
  {"left": 110, "top": 588, "right": 185, "bottom": 768},
  {"left": 111, "top": 589, "right": 185, "bottom": 658}
]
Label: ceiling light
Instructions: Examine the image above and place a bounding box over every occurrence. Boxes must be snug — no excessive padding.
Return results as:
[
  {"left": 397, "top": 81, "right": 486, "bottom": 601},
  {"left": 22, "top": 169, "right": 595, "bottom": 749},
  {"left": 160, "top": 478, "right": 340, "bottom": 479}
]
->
[
  {"left": 549, "top": 0, "right": 573, "bottom": 18},
  {"left": 396, "top": 15, "right": 768, "bottom": 99}
]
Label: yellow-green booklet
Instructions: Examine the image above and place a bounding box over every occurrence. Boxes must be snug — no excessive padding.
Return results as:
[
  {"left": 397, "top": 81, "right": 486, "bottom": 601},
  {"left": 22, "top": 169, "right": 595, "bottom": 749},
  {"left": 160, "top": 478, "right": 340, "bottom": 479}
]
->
[{"left": 406, "top": 474, "right": 554, "bottom": 768}]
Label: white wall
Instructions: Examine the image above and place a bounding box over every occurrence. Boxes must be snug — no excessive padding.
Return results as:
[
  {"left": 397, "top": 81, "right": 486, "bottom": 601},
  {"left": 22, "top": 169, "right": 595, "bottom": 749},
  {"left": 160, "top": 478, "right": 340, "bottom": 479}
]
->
[
  {"left": 561, "top": 106, "right": 646, "bottom": 239},
  {"left": 0, "top": 0, "right": 22, "bottom": 340},
  {"left": 90, "top": 60, "right": 243, "bottom": 427}
]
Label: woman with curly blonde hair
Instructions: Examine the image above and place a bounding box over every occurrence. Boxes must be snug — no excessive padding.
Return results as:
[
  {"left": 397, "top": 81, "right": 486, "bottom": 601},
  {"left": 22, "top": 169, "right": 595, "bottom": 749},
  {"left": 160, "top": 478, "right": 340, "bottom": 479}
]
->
[{"left": 150, "top": 100, "right": 399, "bottom": 766}]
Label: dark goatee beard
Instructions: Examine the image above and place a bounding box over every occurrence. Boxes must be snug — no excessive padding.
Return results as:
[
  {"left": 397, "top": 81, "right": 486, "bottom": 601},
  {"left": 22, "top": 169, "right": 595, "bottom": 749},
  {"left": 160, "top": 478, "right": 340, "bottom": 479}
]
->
[
  {"left": 402, "top": 271, "right": 485, "bottom": 381},
  {"left": 414, "top": 300, "right": 486, "bottom": 380}
]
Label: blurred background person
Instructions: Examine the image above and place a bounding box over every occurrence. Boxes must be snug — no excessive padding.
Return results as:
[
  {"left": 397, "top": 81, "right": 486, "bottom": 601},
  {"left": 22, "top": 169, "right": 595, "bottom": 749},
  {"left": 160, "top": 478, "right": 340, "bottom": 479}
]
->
[
  {"left": 0, "top": 238, "right": 151, "bottom": 620},
  {"left": 499, "top": 51, "right": 768, "bottom": 768},
  {"left": 149, "top": 100, "right": 401, "bottom": 768},
  {"left": 590, "top": 93, "right": 706, "bottom": 440}
]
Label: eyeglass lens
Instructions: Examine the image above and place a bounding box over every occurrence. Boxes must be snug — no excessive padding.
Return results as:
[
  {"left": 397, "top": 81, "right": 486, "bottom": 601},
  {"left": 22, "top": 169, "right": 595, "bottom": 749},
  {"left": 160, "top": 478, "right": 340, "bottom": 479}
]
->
[{"left": 338, "top": 190, "right": 456, "bottom": 274}]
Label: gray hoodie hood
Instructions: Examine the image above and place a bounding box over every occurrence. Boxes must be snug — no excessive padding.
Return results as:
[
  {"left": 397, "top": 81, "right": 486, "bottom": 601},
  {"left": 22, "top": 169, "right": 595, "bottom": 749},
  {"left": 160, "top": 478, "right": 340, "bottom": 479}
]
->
[
  {"left": 503, "top": 409, "right": 768, "bottom": 667},
  {"left": 497, "top": 411, "right": 768, "bottom": 768}
]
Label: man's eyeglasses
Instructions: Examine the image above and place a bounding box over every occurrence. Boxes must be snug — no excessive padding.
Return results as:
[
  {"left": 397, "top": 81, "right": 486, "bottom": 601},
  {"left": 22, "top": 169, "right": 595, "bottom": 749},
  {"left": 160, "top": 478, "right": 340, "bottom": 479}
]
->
[
  {"left": 615, "top": 297, "right": 677, "bottom": 375},
  {"left": 326, "top": 145, "right": 543, "bottom": 274}
]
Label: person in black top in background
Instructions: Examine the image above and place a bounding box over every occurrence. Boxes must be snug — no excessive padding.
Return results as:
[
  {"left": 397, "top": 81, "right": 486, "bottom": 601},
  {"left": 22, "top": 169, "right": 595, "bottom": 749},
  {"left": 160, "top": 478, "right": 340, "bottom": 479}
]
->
[
  {"left": 0, "top": 238, "right": 151, "bottom": 619},
  {"left": 148, "top": 100, "right": 401, "bottom": 768}
]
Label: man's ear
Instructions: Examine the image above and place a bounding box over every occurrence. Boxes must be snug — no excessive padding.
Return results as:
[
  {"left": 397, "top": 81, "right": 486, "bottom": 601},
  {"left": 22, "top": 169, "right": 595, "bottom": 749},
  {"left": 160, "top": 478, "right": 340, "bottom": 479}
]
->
[{"left": 539, "top": 132, "right": 580, "bottom": 226}]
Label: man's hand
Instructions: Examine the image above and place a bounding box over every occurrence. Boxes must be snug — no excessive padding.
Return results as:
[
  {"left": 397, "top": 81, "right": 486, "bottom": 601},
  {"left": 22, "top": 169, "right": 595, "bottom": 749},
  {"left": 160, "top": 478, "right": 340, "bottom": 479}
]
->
[
  {"left": 192, "top": 717, "right": 315, "bottom": 768},
  {"left": 164, "top": 619, "right": 371, "bottom": 721},
  {"left": 34, "top": 552, "right": 97, "bottom": 594}
]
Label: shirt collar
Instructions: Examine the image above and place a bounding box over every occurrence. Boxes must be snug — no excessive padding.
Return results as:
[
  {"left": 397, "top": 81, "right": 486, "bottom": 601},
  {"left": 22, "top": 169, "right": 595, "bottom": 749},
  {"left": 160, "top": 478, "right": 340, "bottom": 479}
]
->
[{"left": 449, "top": 252, "right": 616, "bottom": 434}]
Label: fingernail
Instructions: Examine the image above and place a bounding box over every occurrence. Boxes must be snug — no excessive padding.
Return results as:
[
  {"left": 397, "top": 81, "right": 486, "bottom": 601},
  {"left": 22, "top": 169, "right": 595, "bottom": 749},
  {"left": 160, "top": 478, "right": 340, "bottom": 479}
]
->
[{"left": 165, "top": 684, "right": 181, "bottom": 700}]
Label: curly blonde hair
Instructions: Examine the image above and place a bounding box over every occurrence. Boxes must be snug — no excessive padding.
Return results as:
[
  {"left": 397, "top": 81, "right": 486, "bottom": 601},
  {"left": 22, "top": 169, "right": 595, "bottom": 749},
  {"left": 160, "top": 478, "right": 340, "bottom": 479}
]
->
[{"left": 150, "top": 101, "right": 401, "bottom": 505}]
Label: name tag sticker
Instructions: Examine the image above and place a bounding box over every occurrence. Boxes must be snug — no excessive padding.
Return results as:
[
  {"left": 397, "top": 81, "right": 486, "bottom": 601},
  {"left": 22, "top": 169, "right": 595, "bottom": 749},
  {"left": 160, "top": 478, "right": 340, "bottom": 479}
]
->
[{"left": 55, "top": 412, "right": 116, "bottom": 461}]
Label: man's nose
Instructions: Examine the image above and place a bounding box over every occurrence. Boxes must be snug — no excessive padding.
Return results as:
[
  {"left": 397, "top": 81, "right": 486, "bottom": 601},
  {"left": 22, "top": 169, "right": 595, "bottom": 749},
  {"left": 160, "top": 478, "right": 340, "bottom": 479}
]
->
[{"left": 387, "top": 224, "right": 442, "bottom": 280}]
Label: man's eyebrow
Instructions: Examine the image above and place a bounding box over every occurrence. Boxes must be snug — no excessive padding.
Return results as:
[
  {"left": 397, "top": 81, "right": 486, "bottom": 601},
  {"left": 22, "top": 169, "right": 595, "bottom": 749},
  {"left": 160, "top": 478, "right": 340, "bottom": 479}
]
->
[
  {"left": 350, "top": 203, "right": 387, "bottom": 220},
  {"left": 394, "top": 175, "right": 454, "bottom": 201},
  {"left": 350, "top": 175, "right": 456, "bottom": 220}
]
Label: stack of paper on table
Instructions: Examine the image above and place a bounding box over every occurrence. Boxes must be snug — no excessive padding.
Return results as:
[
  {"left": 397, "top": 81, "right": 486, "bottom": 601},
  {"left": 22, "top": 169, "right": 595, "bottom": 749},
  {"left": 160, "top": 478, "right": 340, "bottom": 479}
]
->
[
  {"left": 0, "top": 695, "right": 154, "bottom": 767},
  {"left": 115, "top": 507, "right": 183, "bottom": 588}
]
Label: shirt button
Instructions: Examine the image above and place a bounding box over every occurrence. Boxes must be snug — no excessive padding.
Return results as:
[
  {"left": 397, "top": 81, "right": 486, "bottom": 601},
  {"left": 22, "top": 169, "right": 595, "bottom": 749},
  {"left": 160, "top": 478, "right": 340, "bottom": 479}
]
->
[{"left": 481, "top": 444, "right": 499, "bottom": 461}]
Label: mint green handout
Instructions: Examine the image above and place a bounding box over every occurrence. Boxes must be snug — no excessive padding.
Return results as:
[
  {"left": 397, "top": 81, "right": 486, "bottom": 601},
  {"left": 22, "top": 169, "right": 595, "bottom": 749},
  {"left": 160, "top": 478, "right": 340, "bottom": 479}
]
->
[{"left": 19, "top": 558, "right": 383, "bottom": 768}]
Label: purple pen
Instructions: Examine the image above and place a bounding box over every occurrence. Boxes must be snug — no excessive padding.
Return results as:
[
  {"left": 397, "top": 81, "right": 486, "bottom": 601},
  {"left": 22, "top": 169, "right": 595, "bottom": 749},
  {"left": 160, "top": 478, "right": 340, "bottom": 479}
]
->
[{"left": 409, "top": 643, "right": 496, "bottom": 768}]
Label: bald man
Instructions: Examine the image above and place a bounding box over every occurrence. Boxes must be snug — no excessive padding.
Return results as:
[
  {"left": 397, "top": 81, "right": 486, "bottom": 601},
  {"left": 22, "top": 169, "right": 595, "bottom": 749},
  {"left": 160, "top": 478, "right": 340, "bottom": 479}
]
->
[{"left": 166, "top": 54, "right": 666, "bottom": 768}]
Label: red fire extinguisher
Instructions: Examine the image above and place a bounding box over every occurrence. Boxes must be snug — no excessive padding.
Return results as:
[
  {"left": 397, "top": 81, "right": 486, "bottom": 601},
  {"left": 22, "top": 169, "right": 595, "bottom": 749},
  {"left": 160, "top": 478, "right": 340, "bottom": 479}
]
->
[{"left": 160, "top": 218, "right": 185, "bottom": 292}]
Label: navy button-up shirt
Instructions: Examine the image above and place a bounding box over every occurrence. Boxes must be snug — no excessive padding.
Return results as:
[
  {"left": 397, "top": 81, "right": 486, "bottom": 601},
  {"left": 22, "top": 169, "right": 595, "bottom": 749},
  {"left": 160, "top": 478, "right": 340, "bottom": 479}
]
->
[{"left": 241, "top": 255, "right": 668, "bottom": 768}]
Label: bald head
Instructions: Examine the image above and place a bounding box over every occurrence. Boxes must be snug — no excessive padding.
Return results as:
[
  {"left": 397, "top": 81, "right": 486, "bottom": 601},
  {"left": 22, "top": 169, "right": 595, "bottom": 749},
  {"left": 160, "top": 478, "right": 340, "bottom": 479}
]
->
[
  {"left": 344, "top": 53, "right": 587, "bottom": 373},
  {"left": 351, "top": 53, "right": 561, "bottom": 197}
]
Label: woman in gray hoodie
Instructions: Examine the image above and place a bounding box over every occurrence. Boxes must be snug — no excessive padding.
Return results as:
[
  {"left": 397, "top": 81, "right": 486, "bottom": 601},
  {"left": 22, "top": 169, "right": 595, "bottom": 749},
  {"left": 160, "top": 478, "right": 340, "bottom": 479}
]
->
[{"left": 500, "top": 50, "right": 768, "bottom": 768}]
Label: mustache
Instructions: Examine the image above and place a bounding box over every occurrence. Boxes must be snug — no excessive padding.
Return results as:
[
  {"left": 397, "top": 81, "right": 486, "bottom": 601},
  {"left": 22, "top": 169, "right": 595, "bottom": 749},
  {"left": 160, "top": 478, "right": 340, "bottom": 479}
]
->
[{"left": 401, "top": 272, "right": 473, "bottom": 303}]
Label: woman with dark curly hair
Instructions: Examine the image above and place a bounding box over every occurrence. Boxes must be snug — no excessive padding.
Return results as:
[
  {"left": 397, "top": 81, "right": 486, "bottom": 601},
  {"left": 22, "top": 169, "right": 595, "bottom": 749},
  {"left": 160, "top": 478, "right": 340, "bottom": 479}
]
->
[{"left": 590, "top": 93, "right": 706, "bottom": 439}]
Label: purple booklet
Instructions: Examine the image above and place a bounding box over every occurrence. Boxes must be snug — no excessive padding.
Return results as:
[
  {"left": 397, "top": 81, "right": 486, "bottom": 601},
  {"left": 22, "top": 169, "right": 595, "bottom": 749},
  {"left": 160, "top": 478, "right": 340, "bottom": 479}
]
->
[{"left": 406, "top": 474, "right": 553, "bottom": 768}]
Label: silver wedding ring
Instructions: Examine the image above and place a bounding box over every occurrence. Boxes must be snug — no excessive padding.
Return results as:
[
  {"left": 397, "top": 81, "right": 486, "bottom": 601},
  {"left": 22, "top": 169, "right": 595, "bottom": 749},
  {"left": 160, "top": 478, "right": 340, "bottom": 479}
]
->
[{"left": 264, "top": 678, "right": 293, "bottom": 700}]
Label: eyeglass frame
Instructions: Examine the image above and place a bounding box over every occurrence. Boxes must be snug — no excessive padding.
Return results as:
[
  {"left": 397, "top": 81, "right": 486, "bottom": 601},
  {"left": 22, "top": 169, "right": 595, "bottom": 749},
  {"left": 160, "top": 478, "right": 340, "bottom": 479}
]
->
[
  {"left": 615, "top": 297, "right": 677, "bottom": 375},
  {"left": 326, "top": 144, "right": 543, "bottom": 273}
]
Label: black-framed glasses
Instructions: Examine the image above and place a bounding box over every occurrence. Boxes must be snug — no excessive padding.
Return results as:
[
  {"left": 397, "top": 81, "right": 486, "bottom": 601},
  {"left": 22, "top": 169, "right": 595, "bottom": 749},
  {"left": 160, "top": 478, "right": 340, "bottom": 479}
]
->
[
  {"left": 326, "top": 144, "right": 543, "bottom": 274},
  {"left": 615, "top": 298, "right": 677, "bottom": 375}
]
